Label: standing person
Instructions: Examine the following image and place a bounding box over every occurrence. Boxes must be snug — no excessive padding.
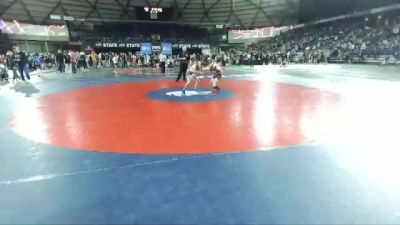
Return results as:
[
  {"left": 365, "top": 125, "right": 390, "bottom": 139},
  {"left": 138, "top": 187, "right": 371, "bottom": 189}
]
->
[
  {"left": 105, "top": 52, "right": 111, "bottom": 67},
  {"left": 69, "top": 50, "right": 77, "bottom": 74},
  {"left": 222, "top": 54, "right": 227, "bottom": 67},
  {"left": 127, "top": 53, "right": 132, "bottom": 67},
  {"left": 78, "top": 52, "right": 84, "bottom": 70},
  {"left": 56, "top": 50, "right": 65, "bottom": 73},
  {"left": 154, "top": 54, "right": 159, "bottom": 70},
  {"left": 100, "top": 52, "right": 106, "bottom": 67},
  {"left": 98, "top": 53, "right": 102, "bottom": 68},
  {"left": 0, "top": 54, "right": 7, "bottom": 81},
  {"left": 43, "top": 54, "right": 49, "bottom": 70},
  {"left": 249, "top": 54, "right": 255, "bottom": 67},
  {"left": 138, "top": 54, "right": 143, "bottom": 67},
  {"left": 166, "top": 56, "right": 170, "bottom": 68},
  {"left": 280, "top": 57, "right": 289, "bottom": 68},
  {"left": 88, "top": 54, "right": 93, "bottom": 68},
  {"left": 13, "top": 45, "right": 30, "bottom": 81},
  {"left": 90, "top": 51, "right": 98, "bottom": 69},
  {"left": 33, "top": 54, "right": 42, "bottom": 70},
  {"left": 131, "top": 54, "right": 137, "bottom": 67},
  {"left": 112, "top": 54, "right": 119, "bottom": 67},
  {"left": 121, "top": 53, "right": 127, "bottom": 68},
  {"left": 205, "top": 62, "right": 223, "bottom": 96},
  {"left": 182, "top": 61, "right": 203, "bottom": 94},
  {"left": 145, "top": 54, "right": 150, "bottom": 67},
  {"left": 176, "top": 52, "right": 189, "bottom": 82},
  {"left": 150, "top": 54, "right": 155, "bottom": 68},
  {"left": 6, "top": 51, "right": 19, "bottom": 81},
  {"left": 65, "top": 51, "right": 72, "bottom": 73},
  {"left": 159, "top": 52, "right": 167, "bottom": 73},
  {"left": 86, "top": 53, "right": 92, "bottom": 69}
]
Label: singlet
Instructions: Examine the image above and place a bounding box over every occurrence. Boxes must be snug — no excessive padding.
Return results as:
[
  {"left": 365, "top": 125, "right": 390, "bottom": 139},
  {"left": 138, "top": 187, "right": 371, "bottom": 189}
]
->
[
  {"left": 210, "top": 63, "right": 222, "bottom": 78},
  {"left": 188, "top": 62, "right": 202, "bottom": 75}
]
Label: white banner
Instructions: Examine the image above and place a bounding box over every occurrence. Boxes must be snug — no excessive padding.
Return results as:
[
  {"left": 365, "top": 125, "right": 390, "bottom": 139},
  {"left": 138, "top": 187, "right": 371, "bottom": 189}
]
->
[
  {"left": 228, "top": 27, "right": 275, "bottom": 43},
  {"left": 0, "top": 20, "right": 69, "bottom": 41}
]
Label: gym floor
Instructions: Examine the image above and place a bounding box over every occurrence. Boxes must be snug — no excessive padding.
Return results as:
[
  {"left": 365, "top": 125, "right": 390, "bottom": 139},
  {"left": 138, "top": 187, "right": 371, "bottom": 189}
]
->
[{"left": 0, "top": 64, "right": 400, "bottom": 224}]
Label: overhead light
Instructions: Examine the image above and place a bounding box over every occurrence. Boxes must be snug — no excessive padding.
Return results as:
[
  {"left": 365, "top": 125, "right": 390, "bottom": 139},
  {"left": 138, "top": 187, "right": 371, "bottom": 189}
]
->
[
  {"left": 63, "top": 16, "right": 74, "bottom": 21},
  {"left": 50, "top": 14, "right": 62, "bottom": 20}
]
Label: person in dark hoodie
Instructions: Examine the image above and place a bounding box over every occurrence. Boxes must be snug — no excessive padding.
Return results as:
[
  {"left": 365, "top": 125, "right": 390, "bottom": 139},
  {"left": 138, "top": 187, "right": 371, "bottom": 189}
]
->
[
  {"left": 56, "top": 49, "right": 65, "bottom": 73},
  {"left": 176, "top": 51, "right": 189, "bottom": 82},
  {"left": 13, "top": 45, "right": 30, "bottom": 81}
]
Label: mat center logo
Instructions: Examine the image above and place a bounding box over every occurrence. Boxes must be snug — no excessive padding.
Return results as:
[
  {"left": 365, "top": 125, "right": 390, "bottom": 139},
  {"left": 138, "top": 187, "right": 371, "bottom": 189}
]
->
[
  {"left": 166, "top": 90, "right": 211, "bottom": 97},
  {"left": 147, "top": 88, "right": 234, "bottom": 102}
]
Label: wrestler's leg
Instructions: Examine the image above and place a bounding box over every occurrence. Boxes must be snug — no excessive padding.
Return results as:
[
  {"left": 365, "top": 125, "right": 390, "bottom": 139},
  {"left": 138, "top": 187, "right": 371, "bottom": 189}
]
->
[
  {"left": 210, "top": 77, "right": 220, "bottom": 96},
  {"left": 194, "top": 76, "right": 200, "bottom": 89},
  {"left": 183, "top": 74, "right": 193, "bottom": 94}
]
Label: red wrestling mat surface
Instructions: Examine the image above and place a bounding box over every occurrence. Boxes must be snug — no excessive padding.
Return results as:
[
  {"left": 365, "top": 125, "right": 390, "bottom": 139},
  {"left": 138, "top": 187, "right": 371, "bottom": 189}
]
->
[{"left": 10, "top": 80, "right": 341, "bottom": 154}]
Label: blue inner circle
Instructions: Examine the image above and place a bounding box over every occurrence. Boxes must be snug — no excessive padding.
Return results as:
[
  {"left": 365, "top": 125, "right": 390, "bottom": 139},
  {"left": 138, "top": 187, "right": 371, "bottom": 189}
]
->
[{"left": 147, "top": 87, "right": 234, "bottom": 102}]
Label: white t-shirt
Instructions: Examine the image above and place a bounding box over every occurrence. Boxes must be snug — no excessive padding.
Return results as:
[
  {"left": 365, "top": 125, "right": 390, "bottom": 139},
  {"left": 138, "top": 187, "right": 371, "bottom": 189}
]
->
[
  {"left": 361, "top": 42, "right": 367, "bottom": 50},
  {"left": 112, "top": 56, "right": 118, "bottom": 64},
  {"left": 159, "top": 54, "right": 167, "bottom": 62},
  {"left": 393, "top": 26, "right": 399, "bottom": 34}
]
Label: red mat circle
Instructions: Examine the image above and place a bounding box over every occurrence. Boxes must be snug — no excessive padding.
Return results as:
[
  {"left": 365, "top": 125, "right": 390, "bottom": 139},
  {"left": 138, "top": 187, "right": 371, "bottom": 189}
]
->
[{"left": 11, "top": 80, "right": 340, "bottom": 154}]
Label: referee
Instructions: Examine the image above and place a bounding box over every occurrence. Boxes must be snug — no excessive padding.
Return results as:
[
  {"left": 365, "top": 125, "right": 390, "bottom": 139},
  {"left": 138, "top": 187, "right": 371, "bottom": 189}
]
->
[
  {"left": 176, "top": 52, "right": 189, "bottom": 82},
  {"left": 159, "top": 52, "right": 167, "bottom": 73}
]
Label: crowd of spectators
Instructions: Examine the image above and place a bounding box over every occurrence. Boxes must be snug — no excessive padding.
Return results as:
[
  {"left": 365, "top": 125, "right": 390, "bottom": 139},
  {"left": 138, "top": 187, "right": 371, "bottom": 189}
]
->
[
  {"left": 2, "top": 13, "right": 399, "bottom": 82},
  {"left": 0, "top": 47, "right": 222, "bottom": 82},
  {"left": 51, "top": 51, "right": 183, "bottom": 73},
  {"left": 230, "top": 14, "right": 400, "bottom": 65}
]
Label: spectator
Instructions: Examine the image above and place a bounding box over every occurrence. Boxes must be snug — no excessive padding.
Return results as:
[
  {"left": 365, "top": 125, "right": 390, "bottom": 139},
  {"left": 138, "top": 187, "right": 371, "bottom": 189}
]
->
[
  {"left": 56, "top": 50, "right": 65, "bottom": 73},
  {"left": 159, "top": 52, "right": 167, "bottom": 73},
  {"left": 33, "top": 54, "right": 42, "bottom": 70},
  {"left": 65, "top": 51, "right": 72, "bottom": 73},
  {"left": 69, "top": 50, "right": 77, "bottom": 74},
  {"left": 13, "top": 45, "right": 30, "bottom": 81}
]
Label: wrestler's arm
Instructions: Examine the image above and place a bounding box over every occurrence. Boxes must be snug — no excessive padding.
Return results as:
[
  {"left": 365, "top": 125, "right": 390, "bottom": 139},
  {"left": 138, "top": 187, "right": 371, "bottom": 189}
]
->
[
  {"left": 213, "top": 66, "right": 223, "bottom": 74},
  {"left": 200, "top": 66, "right": 211, "bottom": 72}
]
